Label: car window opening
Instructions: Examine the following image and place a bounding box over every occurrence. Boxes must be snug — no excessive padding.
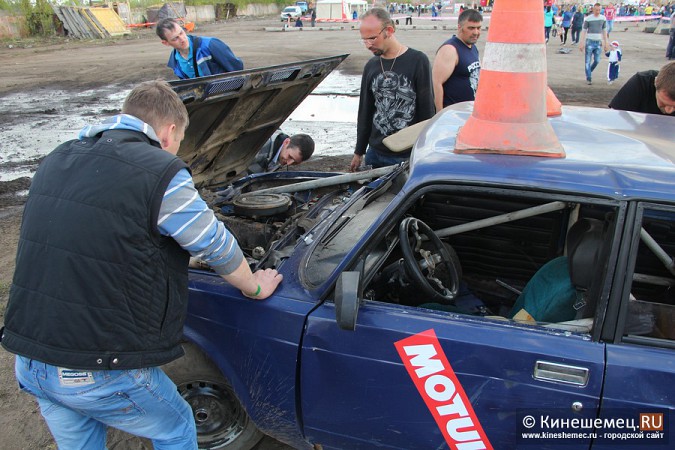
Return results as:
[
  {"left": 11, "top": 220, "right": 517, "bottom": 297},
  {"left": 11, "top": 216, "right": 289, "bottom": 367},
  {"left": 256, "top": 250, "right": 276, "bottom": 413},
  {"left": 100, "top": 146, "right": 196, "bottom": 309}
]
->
[
  {"left": 624, "top": 206, "right": 675, "bottom": 345},
  {"left": 354, "top": 189, "right": 624, "bottom": 336}
]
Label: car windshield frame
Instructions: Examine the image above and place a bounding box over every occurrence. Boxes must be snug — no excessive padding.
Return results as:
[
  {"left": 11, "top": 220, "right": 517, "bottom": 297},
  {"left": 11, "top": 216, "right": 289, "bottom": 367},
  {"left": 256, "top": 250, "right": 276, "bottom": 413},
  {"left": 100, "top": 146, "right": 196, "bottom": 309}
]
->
[{"left": 300, "top": 169, "right": 407, "bottom": 289}]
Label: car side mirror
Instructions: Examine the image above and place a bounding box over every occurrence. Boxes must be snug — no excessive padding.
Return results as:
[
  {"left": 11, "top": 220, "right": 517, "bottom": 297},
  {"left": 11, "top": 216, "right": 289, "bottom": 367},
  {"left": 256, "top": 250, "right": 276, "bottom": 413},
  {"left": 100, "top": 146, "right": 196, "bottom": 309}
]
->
[{"left": 335, "top": 271, "right": 361, "bottom": 331}]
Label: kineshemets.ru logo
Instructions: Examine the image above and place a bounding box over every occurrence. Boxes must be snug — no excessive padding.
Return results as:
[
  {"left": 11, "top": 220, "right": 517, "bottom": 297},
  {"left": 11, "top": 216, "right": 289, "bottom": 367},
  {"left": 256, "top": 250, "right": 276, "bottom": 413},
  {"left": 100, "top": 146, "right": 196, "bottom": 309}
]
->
[{"left": 516, "top": 409, "right": 668, "bottom": 445}]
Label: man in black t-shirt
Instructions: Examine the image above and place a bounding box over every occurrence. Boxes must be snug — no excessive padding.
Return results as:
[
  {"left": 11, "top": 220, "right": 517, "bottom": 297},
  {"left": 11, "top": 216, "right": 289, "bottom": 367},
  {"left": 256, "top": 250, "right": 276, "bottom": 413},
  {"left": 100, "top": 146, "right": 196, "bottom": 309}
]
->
[
  {"left": 350, "top": 7, "right": 435, "bottom": 171},
  {"left": 608, "top": 62, "right": 675, "bottom": 116}
]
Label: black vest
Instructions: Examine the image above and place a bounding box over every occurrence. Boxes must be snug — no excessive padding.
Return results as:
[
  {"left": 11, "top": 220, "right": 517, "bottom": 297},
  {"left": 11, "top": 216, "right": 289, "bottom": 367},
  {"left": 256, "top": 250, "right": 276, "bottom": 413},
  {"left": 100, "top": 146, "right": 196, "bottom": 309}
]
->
[
  {"left": 441, "top": 36, "right": 481, "bottom": 107},
  {"left": 2, "top": 130, "right": 190, "bottom": 370}
]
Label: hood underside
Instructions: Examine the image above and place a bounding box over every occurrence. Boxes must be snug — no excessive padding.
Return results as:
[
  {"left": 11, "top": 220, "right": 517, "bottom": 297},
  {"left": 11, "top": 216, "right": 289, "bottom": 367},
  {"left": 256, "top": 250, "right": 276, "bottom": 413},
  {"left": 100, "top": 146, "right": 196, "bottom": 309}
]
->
[{"left": 170, "top": 54, "right": 348, "bottom": 189}]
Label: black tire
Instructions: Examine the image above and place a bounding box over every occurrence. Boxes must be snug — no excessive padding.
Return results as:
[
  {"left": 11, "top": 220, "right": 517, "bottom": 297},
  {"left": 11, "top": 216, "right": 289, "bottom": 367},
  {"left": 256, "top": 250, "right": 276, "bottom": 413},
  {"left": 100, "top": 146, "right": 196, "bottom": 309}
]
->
[{"left": 162, "top": 343, "right": 264, "bottom": 450}]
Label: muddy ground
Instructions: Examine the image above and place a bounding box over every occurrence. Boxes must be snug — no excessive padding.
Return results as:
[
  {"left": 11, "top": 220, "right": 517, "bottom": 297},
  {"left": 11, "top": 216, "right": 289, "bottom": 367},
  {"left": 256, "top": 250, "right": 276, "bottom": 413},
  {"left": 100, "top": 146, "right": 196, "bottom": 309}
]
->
[{"left": 0, "top": 13, "right": 672, "bottom": 449}]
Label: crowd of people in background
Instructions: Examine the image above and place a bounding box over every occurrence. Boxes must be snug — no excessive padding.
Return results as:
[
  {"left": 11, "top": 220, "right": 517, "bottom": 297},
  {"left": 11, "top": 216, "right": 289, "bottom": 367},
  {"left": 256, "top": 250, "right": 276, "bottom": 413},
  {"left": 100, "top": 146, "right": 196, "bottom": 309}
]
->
[
  {"left": 546, "top": 2, "right": 674, "bottom": 44},
  {"left": 543, "top": 2, "right": 673, "bottom": 83},
  {"left": 386, "top": 2, "right": 493, "bottom": 17},
  {"left": 549, "top": 2, "right": 674, "bottom": 17}
]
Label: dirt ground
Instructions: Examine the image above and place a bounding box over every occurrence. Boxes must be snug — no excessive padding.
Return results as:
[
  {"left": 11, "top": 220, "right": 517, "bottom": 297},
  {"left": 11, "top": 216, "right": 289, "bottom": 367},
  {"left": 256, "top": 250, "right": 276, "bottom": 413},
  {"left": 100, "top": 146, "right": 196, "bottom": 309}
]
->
[{"left": 0, "top": 12, "right": 672, "bottom": 449}]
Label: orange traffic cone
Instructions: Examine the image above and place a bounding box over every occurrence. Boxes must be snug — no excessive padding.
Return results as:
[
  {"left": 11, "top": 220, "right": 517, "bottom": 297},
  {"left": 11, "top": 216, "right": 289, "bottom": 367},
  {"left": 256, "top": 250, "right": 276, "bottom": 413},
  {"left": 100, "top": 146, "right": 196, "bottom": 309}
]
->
[
  {"left": 455, "top": 0, "right": 564, "bottom": 157},
  {"left": 547, "top": 86, "right": 562, "bottom": 117}
]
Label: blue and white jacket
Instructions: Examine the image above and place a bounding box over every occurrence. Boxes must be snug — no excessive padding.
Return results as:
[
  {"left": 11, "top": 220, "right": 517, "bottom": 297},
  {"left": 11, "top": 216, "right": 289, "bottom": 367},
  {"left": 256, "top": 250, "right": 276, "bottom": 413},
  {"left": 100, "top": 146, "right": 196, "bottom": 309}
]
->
[{"left": 168, "top": 35, "right": 243, "bottom": 79}]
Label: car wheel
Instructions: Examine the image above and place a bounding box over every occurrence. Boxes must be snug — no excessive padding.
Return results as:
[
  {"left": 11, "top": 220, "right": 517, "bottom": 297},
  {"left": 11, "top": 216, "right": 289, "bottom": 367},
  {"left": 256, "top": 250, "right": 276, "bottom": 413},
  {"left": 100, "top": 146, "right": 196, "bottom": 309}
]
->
[{"left": 162, "top": 343, "right": 264, "bottom": 450}]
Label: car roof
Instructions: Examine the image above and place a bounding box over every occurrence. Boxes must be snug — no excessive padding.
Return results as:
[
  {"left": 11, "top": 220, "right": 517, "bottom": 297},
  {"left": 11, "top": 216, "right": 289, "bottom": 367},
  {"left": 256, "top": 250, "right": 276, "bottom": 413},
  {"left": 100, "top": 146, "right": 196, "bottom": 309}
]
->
[{"left": 412, "top": 103, "right": 675, "bottom": 203}]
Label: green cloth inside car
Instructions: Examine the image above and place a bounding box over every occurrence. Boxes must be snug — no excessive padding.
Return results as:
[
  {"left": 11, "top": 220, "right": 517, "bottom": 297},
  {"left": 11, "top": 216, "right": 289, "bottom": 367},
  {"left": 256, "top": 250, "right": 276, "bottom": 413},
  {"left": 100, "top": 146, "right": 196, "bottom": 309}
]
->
[{"left": 509, "top": 256, "right": 579, "bottom": 323}]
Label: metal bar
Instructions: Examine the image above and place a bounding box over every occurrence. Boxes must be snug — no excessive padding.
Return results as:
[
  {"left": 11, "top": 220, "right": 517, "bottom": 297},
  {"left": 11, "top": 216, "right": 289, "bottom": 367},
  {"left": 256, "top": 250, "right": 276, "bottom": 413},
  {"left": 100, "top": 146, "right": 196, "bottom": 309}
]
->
[
  {"left": 251, "top": 165, "right": 397, "bottom": 195},
  {"left": 435, "top": 201, "right": 569, "bottom": 238},
  {"left": 633, "top": 273, "right": 675, "bottom": 286},
  {"left": 496, "top": 279, "right": 522, "bottom": 295},
  {"left": 640, "top": 228, "right": 675, "bottom": 276}
]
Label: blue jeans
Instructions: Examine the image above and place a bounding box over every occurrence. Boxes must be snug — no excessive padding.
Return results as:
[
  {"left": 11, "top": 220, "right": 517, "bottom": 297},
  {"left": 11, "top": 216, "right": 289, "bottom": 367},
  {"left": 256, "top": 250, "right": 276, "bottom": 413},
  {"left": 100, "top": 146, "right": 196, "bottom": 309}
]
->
[
  {"left": 571, "top": 28, "right": 581, "bottom": 44},
  {"left": 15, "top": 355, "right": 197, "bottom": 449},
  {"left": 364, "top": 146, "right": 409, "bottom": 168},
  {"left": 667, "top": 30, "right": 675, "bottom": 59},
  {"left": 584, "top": 40, "right": 602, "bottom": 81}
]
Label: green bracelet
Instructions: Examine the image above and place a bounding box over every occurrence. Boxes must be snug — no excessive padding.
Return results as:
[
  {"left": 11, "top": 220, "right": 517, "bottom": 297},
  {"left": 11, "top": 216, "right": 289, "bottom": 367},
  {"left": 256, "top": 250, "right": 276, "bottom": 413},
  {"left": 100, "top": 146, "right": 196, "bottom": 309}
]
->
[{"left": 247, "top": 284, "right": 261, "bottom": 297}]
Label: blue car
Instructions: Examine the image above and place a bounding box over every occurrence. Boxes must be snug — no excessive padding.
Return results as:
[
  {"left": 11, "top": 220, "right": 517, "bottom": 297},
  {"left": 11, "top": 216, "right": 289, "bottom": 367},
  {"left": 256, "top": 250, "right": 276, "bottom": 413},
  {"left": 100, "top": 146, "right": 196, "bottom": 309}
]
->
[
  {"left": 168, "top": 57, "right": 674, "bottom": 449},
  {"left": 296, "top": 1, "right": 309, "bottom": 14}
]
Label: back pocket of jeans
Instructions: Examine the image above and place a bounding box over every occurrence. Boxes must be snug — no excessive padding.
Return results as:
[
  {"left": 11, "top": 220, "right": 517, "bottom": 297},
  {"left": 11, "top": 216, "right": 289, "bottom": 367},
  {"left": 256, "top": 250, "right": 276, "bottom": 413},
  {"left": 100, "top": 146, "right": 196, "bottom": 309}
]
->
[{"left": 84, "top": 390, "right": 145, "bottom": 426}]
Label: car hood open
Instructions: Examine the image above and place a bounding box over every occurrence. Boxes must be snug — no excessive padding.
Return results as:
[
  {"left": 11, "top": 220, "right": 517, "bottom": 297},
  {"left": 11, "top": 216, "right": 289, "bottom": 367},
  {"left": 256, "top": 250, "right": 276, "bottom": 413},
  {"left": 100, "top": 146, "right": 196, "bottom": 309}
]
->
[{"left": 169, "top": 54, "right": 348, "bottom": 190}]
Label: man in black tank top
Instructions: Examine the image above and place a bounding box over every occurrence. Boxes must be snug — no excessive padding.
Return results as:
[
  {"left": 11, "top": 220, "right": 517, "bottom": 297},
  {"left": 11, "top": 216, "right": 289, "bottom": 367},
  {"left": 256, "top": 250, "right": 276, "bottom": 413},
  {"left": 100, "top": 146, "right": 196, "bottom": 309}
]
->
[{"left": 432, "top": 9, "right": 483, "bottom": 111}]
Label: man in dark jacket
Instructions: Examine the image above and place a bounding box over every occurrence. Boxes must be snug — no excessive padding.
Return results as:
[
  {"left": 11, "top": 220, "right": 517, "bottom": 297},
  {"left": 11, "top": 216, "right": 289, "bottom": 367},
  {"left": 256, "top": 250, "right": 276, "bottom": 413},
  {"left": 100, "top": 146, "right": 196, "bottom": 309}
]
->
[
  {"left": 571, "top": 8, "right": 584, "bottom": 44},
  {"left": 0, "top": 80, "right": 281, "bottom": 448},
  {"left": 248, "top": 131, "right": 315, "bottom": 174},
  {"left": 608, "top": 61, "right": 675, "bottom": 115},
  {"left": 157, "top": 18, "right": 243, "bottom": 79},
  {"left": 667, "top": 10, "right": 675, "bottom": 60}
]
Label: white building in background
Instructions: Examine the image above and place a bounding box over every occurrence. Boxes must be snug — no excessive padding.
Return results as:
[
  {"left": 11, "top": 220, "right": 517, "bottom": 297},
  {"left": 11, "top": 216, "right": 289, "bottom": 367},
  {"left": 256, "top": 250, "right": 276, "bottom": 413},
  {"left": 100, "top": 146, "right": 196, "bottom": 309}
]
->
[{"left": 315, "top": 0, "right": 369, "bottom": 21}]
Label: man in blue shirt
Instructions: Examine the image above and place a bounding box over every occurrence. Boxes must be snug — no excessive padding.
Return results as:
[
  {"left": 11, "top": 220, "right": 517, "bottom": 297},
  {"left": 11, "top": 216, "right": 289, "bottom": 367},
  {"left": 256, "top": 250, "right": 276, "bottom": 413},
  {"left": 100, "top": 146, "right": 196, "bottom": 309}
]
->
[{"left": 157, "top": 18, "right": 243, "bottom": 79}]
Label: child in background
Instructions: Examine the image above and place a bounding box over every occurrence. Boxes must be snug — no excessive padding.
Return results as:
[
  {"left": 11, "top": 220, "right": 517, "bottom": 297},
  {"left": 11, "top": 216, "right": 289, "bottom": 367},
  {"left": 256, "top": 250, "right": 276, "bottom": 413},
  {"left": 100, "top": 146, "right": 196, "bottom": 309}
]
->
[{"left": 606, "top": 40, "right": 622, "bottom": 84}]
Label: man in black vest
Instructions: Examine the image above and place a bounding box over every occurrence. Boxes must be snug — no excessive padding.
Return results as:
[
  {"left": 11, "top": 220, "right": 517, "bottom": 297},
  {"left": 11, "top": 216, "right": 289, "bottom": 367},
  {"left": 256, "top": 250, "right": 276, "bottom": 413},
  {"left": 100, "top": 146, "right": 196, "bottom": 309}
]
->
[
  {"left": 0, "top": 80, "right": 282, "bottom": 448},
  {"left": 432, "top": 8, "right": 483, "bottom": 111}
]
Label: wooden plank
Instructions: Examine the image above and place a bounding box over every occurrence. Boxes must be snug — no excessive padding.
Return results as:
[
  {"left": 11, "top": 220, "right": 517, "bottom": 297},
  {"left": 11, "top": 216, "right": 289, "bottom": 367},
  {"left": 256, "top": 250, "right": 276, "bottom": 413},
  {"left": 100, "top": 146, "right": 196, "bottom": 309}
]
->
[
  {"left": 53, "top": 6, "right": 83, "bottom": 38},
  {"left": 62, "top": 7, "right": 87, "bottom": 38},
  {"left": 51, "top": 6, "right": 67, "bottom": 27},
  {"left": 62, "top": 7, "right": 93, "bottom": 39},
  {"left": 89, "top": 7, "right": 129, "bottom": 36},
  {"left": 81, "top": 8, "right": 108, "bottom": 38}
]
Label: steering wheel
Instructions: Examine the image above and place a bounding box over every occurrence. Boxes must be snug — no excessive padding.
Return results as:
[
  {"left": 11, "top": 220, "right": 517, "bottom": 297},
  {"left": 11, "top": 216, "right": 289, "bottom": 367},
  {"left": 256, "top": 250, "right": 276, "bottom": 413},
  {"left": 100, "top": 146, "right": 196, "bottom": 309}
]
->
[{"left": 398, "top": 217, "right": 461, "bottom": 303}]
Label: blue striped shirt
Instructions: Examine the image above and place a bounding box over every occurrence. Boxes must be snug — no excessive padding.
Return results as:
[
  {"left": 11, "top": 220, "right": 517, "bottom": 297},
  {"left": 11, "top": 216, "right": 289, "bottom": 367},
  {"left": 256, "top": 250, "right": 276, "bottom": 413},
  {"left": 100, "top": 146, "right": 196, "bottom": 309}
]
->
[{"left": 158, "top": 168, "right": 243, "bottom": 275}]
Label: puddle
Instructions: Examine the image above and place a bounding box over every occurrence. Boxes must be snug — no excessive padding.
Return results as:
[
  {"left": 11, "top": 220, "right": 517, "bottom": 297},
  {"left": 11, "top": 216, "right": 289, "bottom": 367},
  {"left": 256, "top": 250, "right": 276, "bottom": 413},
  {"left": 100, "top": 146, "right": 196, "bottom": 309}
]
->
[
  {"left": 0, "top": 86, "right": 129, "bottom": 181},
  {"left": 0, "top": 71, "right": 362, "bottom": 181},
  {"left": 269, "top": 71, "right": 360, "bottom": 158}
]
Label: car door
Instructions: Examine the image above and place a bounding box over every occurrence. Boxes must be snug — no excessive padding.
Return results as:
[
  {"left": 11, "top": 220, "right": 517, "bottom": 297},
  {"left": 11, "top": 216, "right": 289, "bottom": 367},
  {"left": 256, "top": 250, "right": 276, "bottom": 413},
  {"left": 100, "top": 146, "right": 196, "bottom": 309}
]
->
[
  {"left": 595, "top": 202, "right": 675, "bottom": 449},
  {"left": 299, "top": 293, "right": 606, "bottom": 449}
]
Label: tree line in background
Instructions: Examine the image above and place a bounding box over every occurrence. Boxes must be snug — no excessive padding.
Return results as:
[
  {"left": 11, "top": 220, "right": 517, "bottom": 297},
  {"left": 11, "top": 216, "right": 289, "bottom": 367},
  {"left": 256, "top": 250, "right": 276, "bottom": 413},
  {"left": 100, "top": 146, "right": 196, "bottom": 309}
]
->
[{"left": 0, "top": 0, "right": 284, "bottom": 36}]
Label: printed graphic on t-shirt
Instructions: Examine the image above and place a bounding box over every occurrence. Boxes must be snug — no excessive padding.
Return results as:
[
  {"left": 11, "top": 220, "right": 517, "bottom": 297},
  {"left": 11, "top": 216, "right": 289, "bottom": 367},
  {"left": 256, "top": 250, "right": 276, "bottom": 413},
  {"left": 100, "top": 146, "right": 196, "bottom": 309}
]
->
[
  {"left": 372, "top": 72, "right": 417, "bottom": 136},
  {"left": 468, "top": 61, "right": 481, "bottom": 95}
]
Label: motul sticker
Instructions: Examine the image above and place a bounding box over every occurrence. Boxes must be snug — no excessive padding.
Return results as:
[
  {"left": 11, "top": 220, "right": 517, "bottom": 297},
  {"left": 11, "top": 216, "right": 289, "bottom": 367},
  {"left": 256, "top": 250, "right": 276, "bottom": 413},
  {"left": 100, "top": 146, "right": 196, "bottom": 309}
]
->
[{"left": 395, "top": 329, "right": 493, "bottom": 450}]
